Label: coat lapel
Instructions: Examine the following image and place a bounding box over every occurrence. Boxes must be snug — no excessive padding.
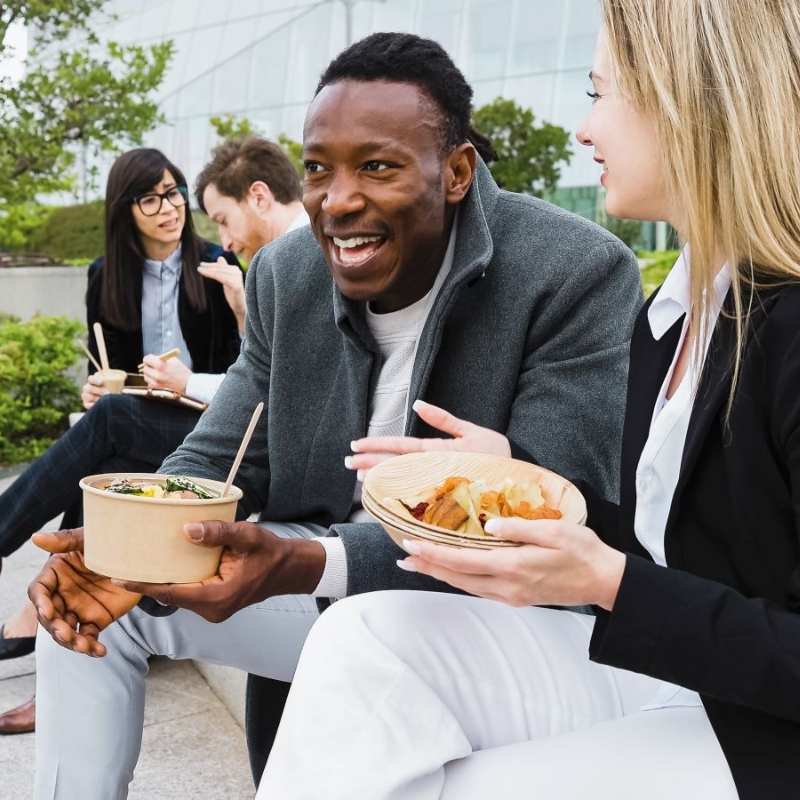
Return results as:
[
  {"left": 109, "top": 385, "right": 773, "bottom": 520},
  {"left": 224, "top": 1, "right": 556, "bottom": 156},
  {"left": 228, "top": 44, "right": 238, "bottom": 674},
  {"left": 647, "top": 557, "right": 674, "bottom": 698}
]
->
[
  {"left": 663, "top": 291, "right": 768, "bottom": 563},
  {"left": 677, "top": 309, "right": 737, "bottom": 485},
  {"left": 618, "top": 304, "right": 684, "bottom": 538}
]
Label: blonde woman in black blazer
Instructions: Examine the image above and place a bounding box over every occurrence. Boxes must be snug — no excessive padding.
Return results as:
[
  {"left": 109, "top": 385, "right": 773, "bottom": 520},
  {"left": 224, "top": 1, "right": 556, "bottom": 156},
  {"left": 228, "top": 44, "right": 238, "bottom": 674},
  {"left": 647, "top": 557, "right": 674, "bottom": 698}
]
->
[{"left": 258, "top": 2, "right": 800, "bottom": 798}]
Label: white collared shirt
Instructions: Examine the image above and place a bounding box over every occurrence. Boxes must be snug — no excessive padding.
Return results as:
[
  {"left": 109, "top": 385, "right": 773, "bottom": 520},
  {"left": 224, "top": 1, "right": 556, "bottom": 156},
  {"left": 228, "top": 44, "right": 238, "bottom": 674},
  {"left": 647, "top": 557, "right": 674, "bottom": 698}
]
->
[
  {"left": 287, "top": 209, "right": 310, "bottom": 232},
  {"left": 141, "top": 244, "right": 192, "bottom": 370},
  {"left": 635, "top": 247, "right": 731, "bottom": 710}
]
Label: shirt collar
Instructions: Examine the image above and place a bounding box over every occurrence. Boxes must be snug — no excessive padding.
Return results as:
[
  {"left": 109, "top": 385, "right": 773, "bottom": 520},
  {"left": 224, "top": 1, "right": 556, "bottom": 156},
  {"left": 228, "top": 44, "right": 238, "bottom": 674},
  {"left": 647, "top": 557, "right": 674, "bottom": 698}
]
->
[
  {"left": 287, "top": 209, "right": 310, "bottom": 232},
  {"left": 143, "top": 243, "right": 183, "bottom": 277},
  {"left": 647, "top": 246, "right": 731, "bottom": 340}
]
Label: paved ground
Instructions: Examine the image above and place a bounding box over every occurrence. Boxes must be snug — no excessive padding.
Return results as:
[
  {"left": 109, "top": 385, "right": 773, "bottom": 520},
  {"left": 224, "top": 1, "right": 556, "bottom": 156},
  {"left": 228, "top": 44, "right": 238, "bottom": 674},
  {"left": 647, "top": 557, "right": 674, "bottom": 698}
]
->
[{"left": 0, "top": 471, "right": 254, "bottom": 799}]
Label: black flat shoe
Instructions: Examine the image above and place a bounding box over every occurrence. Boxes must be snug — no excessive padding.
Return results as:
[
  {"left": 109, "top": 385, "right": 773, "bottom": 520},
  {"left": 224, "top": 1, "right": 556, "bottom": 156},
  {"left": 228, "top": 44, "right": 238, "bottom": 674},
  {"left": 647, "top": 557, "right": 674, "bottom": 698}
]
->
[{"left": 0, "top": 624, "right": 35, "bottom": 660}]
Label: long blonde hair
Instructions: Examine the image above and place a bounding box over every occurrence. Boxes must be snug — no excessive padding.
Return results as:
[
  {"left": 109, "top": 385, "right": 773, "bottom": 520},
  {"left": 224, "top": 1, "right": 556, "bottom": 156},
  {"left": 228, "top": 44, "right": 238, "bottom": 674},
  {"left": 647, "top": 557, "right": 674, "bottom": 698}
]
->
[{"left": 601, "top": 0, "right": 800, "bottom": 397}]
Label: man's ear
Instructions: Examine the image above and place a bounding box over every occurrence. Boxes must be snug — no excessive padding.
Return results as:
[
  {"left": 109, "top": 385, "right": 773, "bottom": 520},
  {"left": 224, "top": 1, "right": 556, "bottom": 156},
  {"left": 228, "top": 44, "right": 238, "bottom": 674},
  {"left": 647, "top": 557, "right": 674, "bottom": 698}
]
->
[
  {"left": 248, "top": 181, "right": 274, "bottom": 211},
  {"left": 444, "top": 143, "right": 477, "bottom": 204}
]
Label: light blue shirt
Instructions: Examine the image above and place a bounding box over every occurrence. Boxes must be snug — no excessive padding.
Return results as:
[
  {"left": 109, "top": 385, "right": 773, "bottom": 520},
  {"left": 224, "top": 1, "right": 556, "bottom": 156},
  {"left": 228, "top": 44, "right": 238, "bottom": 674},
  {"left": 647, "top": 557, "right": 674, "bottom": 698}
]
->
[{"left": 141, "top": 244, "right": 192, "bottom": 370}]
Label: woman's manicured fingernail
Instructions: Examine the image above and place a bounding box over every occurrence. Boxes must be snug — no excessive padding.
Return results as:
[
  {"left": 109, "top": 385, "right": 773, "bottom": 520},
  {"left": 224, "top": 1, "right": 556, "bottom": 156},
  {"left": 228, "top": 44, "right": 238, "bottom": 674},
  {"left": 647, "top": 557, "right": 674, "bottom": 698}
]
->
[
  {"left": 484, "top": 519, "right": 501, "bottom": 535},
  {"left": 412, "top": 399, "right": 424, "bottom": 412},
  {"left": 396, "top": 559, "right": 417, "bottom": 572},
  {"left": 356, "top": 470, "right": 365, "bottom": 482},
  {"left": 350, "top": 440, "right": 360, "bottom": 452},
  {"left": 402, "top": 539, "right": 422, "bottom": 555},
  {"left": 344, "top": 456, "right": 354, "bottom": 469}
]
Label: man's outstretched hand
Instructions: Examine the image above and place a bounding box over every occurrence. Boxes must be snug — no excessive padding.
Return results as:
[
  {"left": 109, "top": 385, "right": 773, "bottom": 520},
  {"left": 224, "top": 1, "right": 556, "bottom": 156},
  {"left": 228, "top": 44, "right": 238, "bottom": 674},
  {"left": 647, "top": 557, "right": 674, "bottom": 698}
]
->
[{"left": 29, "top": 529, "right": 141, "bottom": 658}]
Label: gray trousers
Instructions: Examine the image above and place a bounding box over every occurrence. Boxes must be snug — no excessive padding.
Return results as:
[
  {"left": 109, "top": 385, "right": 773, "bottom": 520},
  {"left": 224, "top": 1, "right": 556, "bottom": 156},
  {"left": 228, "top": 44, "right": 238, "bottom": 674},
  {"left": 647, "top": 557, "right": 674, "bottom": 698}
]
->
[{"left": 33, "top": 521, "right": 324, "bottom": 800}]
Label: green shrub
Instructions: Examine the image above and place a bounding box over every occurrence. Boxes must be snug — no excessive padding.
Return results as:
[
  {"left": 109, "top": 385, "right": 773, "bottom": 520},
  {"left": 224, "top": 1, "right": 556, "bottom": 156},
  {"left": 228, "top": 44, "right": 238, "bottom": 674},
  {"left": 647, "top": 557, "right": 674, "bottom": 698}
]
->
[
  {"left": 28, "top": 201, "right": 105, "bottom": 262},
  {"left": 0, "top": 315, "right": 85, "bottom": 465},
  {"left": 638, "top": 249, "right": 680, "bottom": 297}
]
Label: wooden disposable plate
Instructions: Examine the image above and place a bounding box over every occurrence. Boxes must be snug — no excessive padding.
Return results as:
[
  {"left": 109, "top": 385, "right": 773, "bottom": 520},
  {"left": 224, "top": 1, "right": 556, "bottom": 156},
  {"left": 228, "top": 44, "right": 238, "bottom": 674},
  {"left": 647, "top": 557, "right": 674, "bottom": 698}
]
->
[
  {"left": 361, "top": 490, "right": 512, "bottom": 550},
  {"left": 362, "top": 488, "right": 517, "bottom": 546},
  {"left": 362, "top": 452, "right": 587, "bottom": 550}
]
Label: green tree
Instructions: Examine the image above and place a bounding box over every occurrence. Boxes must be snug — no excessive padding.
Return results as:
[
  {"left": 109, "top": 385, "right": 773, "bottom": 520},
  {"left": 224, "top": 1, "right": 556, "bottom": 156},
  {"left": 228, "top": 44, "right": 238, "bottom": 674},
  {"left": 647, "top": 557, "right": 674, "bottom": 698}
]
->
[
  {"left": 472, "top": 97, "right": 572, "bottom": 197},
  {"left": 0, "top": 2, "right": 173, "bottom": 247},
  {"left": 278, "top": 133, "right": 304, "bottom": 178},
  {"left": 209, "top": 113, "right": 260, "bottom": 140}
]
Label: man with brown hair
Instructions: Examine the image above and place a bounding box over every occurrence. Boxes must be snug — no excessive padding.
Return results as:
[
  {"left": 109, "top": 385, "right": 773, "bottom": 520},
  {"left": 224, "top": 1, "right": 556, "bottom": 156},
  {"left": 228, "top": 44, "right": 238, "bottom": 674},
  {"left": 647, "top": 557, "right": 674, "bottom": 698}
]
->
[
  {"left": 197, "top": 136, "right": 308, "bottom": 262},
  {"left": 192, "top": 136, "right": 308, "bottom": 337}
]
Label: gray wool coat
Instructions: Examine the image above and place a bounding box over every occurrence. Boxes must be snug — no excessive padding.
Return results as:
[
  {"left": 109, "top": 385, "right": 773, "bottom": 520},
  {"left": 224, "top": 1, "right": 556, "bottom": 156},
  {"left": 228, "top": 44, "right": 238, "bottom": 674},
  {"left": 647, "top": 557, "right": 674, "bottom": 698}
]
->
[{"left": 161, "top": 160, "right": 643, "bottom": 598}]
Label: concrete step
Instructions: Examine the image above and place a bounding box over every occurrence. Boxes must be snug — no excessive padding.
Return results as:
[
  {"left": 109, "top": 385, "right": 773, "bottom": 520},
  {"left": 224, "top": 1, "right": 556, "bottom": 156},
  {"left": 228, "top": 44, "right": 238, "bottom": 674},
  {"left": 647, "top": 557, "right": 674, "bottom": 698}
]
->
[{"left": 194, "top": 662, "right": 247, "bottom": 729}]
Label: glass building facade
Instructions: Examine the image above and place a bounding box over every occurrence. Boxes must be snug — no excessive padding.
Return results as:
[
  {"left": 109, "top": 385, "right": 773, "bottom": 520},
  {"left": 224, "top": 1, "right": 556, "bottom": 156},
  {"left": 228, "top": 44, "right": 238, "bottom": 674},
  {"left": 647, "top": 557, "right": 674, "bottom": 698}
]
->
[{"left": 86, "top": 0, "right": 603, "bottom": 207}]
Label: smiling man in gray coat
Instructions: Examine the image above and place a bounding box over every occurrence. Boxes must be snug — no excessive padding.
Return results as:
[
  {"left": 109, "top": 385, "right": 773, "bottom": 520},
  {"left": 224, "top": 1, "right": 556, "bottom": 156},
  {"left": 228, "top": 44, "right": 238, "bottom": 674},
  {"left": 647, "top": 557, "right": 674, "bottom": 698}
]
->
[{"left": 30, "top": 32, "right": 642, "bottom": 799}]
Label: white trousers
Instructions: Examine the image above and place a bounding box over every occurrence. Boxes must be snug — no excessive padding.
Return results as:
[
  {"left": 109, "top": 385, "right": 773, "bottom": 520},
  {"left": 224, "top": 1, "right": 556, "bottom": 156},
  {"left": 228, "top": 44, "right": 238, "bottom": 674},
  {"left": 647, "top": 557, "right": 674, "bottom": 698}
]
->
[
  {"left": 34, "top": 521, "right": 325, "bottom": 800},
  {"left": 259, "top": 591, "right": 739, "bottom": 800}
]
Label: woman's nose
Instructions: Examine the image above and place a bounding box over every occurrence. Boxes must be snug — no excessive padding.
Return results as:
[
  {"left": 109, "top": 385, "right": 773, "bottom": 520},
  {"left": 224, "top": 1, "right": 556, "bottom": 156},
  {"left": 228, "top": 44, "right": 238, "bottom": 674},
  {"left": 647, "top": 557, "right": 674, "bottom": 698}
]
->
[{"left": 575, "top": 120, "right": 592, "bottom": 147}]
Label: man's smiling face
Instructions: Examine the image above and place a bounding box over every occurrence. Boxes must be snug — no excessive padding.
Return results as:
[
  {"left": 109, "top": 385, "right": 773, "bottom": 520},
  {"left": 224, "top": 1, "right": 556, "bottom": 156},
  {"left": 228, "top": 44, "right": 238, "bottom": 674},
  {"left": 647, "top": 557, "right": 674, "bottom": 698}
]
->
[{"left": 302, "top": 80, "right": 456, "bottom": 313}]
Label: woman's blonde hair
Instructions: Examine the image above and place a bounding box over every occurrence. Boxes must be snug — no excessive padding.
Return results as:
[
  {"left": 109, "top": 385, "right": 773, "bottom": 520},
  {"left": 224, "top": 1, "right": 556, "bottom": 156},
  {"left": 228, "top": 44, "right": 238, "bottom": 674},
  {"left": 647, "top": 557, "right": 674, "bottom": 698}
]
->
[{"left": 601, "top": 0, "right": 800, "bottom": 398}]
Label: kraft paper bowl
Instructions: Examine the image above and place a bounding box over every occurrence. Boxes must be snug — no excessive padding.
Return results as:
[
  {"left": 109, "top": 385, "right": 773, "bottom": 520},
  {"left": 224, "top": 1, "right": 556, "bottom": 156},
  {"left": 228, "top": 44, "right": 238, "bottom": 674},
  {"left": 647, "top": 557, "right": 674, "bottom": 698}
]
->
[
  {"left": 80, "top": 473, "right": 243, "bottom": 583},
  {"left": 362, "top": 452, "right": 587, "bottom": 550}
]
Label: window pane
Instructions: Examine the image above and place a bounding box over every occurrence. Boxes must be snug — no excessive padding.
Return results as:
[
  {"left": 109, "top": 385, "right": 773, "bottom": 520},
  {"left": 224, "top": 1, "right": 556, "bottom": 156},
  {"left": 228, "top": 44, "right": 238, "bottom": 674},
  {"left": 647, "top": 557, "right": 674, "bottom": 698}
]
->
[
  {"left": 509, "top": 2, "right": 563, "bottom": 75},
  {"left": 464, "top": 0, "right": 513, "bottom": 81},
  {"left": 418, "top": 0, "right": 466, "bottom": 55}
]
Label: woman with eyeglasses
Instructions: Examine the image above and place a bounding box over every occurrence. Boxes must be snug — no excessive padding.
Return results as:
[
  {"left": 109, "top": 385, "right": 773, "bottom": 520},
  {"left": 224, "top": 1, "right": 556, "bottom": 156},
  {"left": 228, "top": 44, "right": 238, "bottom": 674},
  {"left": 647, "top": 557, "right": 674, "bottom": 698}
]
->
[
  {"left": 0, "top": 148, "right": 243, "bottom": 734},
  {"left": 83, "top": 147, "right": 243, "bottom": 408}
]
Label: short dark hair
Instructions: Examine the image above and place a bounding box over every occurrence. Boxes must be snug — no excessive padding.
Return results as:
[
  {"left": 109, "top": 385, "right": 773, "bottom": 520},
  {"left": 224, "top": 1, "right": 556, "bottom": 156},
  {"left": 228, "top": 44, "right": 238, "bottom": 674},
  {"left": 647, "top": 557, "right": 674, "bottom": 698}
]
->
[
  {"left": 316, "top": 32, "right": 497, "bottom": 163},
  {"left": 195, "top": 136, "right": 302, "bottom": 211}
]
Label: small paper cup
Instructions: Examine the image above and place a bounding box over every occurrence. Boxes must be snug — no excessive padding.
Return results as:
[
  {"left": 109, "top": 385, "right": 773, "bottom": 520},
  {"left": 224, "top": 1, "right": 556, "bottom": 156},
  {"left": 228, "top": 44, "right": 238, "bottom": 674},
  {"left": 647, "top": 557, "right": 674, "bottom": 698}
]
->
[
  {"left": 80, "top": 473, "right": 243, "bottom": 583},
  {"left": 96, "top": 368, "right": 128, "bottom": 394}
]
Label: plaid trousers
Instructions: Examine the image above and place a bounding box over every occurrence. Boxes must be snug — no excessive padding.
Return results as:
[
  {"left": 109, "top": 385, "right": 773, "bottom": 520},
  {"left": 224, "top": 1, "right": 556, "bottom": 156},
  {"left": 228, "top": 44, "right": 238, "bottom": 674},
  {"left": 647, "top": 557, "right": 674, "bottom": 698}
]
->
[{"left": 0, "top": 393, "right": 201, "bottom": 559}]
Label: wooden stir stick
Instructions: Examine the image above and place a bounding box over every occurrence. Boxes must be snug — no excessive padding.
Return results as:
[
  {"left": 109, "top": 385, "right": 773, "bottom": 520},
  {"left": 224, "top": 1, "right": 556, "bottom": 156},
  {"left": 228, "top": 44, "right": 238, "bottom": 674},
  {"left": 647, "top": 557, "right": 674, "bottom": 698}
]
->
[
  {"left": 92, "top": 322, "right": 110, "bottom": 371},
  {"left": 221, "top": 402, "right": 264, "bottom": 498},
  {"left": 137, "top": 347, "right": 181, "bottom": 373},
  {"left": 76, "top": 339, "right": 102, "bottom": 372}
]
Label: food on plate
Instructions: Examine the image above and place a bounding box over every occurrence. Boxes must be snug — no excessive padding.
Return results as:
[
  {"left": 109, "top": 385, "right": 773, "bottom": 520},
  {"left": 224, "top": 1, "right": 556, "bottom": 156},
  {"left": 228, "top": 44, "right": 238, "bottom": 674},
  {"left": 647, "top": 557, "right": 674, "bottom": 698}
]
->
[
  {"left": 103, "top": 475, "right": 217, "bottom": 500},
  {"left": 394, "top": 475, "right": 561, "bottom": 536}
]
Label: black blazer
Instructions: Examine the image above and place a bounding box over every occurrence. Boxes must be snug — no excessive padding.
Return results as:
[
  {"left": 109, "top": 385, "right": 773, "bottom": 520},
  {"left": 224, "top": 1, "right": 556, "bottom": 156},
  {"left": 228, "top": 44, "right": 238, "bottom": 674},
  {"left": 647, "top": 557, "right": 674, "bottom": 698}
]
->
[
  {"left": 579, "top": 282, "right": 800, "bottom": 799},
  {"left": 86, "top": 241, "right": 242, "bottom": 375}
]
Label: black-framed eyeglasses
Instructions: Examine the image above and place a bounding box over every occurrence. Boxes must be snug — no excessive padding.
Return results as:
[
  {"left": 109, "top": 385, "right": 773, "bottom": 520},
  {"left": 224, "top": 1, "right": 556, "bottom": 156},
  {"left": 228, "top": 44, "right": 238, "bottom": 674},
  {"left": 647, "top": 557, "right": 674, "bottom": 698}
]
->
[{"left": 133, "top": 185, "right": 188, "bottom": 216}]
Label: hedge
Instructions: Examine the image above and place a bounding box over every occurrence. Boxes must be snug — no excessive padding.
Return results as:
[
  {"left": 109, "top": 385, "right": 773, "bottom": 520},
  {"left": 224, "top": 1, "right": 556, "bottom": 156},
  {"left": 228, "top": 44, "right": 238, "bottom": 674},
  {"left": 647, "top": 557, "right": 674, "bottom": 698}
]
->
[
  {"left": 0, "top": 315, "right": 85, "bottom": 465},
  {"left": 28, "top": 201, "right": 105, "bottom": 262}
]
